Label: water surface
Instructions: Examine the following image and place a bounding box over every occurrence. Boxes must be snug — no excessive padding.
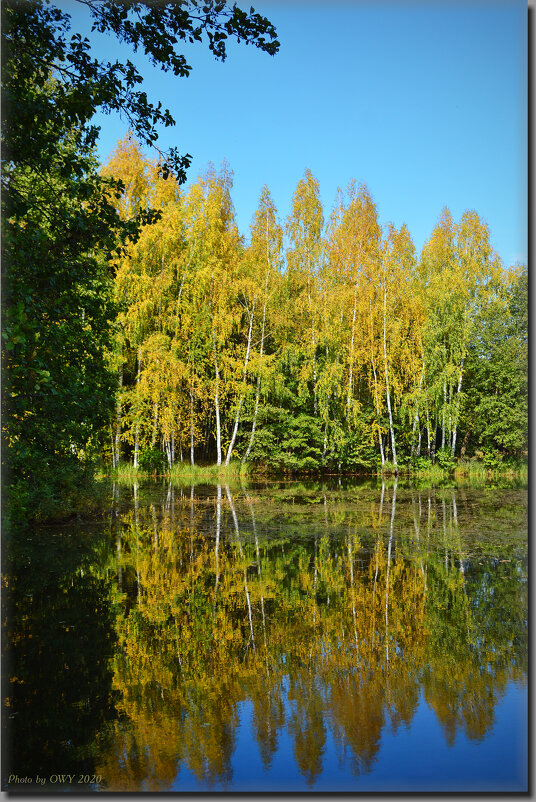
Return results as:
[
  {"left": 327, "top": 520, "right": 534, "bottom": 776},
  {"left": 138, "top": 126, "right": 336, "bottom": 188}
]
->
[{"left": 3, "top": 478, "right": 528, "bottom": 792}]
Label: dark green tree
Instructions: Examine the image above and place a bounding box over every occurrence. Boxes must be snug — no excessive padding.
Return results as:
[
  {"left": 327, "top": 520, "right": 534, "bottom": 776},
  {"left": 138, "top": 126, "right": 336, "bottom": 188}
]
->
[{"left": 460, "top": 265, "right": 528, "bottom": 463}]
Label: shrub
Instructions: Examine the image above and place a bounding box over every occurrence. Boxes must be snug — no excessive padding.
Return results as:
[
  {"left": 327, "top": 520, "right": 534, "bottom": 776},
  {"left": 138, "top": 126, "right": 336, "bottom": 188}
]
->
[{"left": 138, "top": 447, "right": 166, "bottom": 474}]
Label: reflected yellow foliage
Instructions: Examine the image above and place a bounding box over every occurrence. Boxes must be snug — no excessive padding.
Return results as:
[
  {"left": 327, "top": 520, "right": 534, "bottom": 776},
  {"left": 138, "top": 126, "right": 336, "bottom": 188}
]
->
[{"left": 94, "top": 485, "right": 527, "bottom": 789}]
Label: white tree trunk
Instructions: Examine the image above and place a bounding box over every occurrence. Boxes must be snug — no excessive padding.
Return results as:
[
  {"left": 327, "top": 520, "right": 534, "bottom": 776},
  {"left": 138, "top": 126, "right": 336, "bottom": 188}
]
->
[
  {"left": 133, "top": 348, "right": 141, "bottom": 469},
  {"left": 213, "top": 340, "right": 222, "bottom": 466},
  {"left": 114, "top": 363, "right": 123, "bottom": 468},
  {"left": 382, "top": 285, "right": 397, "bottom": 468},
  {"left": 244, "top": 262, "right": 270, "bottom": 463},
  {"left": 441, "top": 380, "right": 447, "bottom": 450},
  {"left": 151, "top": 401, "right": 158, "bottom": 449},
  {"left": 369, "top": 299, "right": 385, "bottom": 465},
  {"left": 347, "top": 280, "right": 359, "bottom": 417},
  {"left": 189, "top": 385, "right": 195, "bottom": 468},
  {"left": 411, "top": 360, "right": 425, "bottom": 457},
  {"left": 226, "top": 302, "right": 255, "bottom": 465},
  {"left": 451, "top": 362, "right": 464, "bottom": 457}
]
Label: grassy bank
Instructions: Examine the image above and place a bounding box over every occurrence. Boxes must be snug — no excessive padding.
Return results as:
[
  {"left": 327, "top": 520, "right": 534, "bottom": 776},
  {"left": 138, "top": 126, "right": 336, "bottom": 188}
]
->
[
  {"left": 169, "top": 461, "right": 249, "bottom": 485},
  {"left": 379, "top": 458, "right": 528, "bottom": 482},
  {"left": 104, "top": 460, "right": 250, "bottom": 485},
  {"left": 105, "top": 456, "right": 527, "bottom": 485}
]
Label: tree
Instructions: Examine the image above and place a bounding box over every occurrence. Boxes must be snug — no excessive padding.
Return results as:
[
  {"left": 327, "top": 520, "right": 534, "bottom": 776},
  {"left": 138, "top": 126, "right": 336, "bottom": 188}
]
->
[
  {"left": 461, "top": 264, "right": 528, "bottom": 461},
  {"left": 378, "top": 222, "right": 421, "bottom": 470},
  {"left": 2, "top": 118, "right": 121, "bottom": 524},
  {"left": 324, "top": 182, "right": 381, "bottom": 466},
  {"left": 418, "top": 208, "right": 502, "bottom": 461},
  {"left": 242, "top": 186, "right": 282, "bottom": 463},
  {"left": 180, "top": 163, "right": 242, "bottom": 465},
  {"left": 2, "top": 0, "right": 279, "bottom": 522},
  {"left": 285, "top": 169, "right": 324, "bottom": 416}
]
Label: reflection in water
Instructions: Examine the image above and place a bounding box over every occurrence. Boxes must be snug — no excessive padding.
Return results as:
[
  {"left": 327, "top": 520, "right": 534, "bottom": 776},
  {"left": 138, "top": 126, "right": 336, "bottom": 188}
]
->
[
  {"left": 3, "top": 524, "right": 118, "bottom": 789},
  {"left": 3, "top": 481, "right": 527, "bottom": 791}
]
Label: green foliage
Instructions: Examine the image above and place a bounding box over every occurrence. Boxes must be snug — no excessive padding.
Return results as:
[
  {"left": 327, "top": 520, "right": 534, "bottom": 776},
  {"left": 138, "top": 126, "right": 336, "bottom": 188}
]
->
[
  {"left": 2, "top": 132, "right": 119, "bottom": 526},
  {"left": 137, "top": 447, "right": 166, "bottom": 475},
  {"left": 435, "top": 448, "right": 456, "bottom": 473},
  {"left": 461, "top": 266, "right": 528, "bottom": 460},
  {"left": 330, "top": 424, "right": 377, "bottom": 472},
  {"left": 380, "top": 460, "right": 398, "bottom": 476},
  {"left": 245, "top": 405, "right": 324, "bottom": 472},
  {"left": 480, "top": 448, "right": 504, "bottom": 471}
]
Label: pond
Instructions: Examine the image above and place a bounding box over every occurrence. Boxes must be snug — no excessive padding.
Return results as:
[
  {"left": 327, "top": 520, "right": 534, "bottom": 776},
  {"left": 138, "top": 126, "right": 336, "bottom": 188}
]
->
[{"left": 3, "top": 477, "right": 528, "bottom": 792}]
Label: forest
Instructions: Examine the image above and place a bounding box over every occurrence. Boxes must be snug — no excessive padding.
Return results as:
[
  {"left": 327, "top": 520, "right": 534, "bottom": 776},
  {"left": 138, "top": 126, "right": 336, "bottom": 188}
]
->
[
  {"left": 1, "top": 3, "right": 528, "bottom": 791},
  {"left": 100, "top": 136, "right": 527, "bottom": 479},
  {"left": 1, "top": 0, "right": 527, "bottom": 528}
]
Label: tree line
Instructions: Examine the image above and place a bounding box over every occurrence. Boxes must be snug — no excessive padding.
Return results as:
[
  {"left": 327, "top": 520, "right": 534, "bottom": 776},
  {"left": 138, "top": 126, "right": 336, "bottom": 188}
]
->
[
  {"left": 2, "top": 1, "right": 526, "bottom": 528},
  {"left": 103, "top": 136, "right": 528, "bottom": 476}
]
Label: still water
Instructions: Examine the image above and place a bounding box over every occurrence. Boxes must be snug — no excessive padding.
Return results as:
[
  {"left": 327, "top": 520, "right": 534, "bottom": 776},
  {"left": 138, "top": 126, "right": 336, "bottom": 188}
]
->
[{"left": 3, "top": 478, "right": 528, "bottom": 792}]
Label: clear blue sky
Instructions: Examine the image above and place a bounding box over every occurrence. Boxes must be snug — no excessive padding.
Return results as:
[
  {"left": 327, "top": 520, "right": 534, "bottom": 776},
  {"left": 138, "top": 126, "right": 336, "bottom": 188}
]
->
[{"left": 68, "top": 0, "right": 527, "bottom": 268}]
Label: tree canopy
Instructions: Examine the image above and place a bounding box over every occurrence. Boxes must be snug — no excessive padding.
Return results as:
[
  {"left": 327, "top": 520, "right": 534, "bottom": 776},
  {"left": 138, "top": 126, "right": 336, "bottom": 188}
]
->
[{"left": 100, "top": 141, "right": 527, "bottom": 477}]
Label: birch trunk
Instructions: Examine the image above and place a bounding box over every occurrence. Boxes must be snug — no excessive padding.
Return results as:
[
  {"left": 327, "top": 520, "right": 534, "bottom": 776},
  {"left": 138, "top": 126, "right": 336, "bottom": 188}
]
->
[
  {"left": 410, "top": 360, "right": 425, "bottom": 457},
  {"left": 151, "top": 401, "right": 159, "bottom": 449},
  {"left": 451, "top": 362, "right": 464, "bottom": 457},
  {"left": 382, "top": 284, "right": 397, "bottom": 469},
  {"left": 346, "top": 279, "right": 359, "bottom": 417},
  {"left": 244, "top": 257, "right": 270, "bottom": 463},
  {"left": 189, "top": 384, "right": 195, "bottom": 468},
  {"left": 425, "top": 397, "right": 432, "bottom": 458},
  {"left": 441, "top": 380, "right": 447, "bottom": 450},
  {"left": 213, "top": 338, "right": 222, "bottom": 465},
  {"left": 448, "top": 381, "right": 453, "bottom": 449},
  {"left": 225, "top": 302, "right": 255, "bottom": 465},
  {"left": 133, "top": 347, "right": 141, "bottom": 470},
  {"left": 312, "top": 326, "right": 318, "bottom": 415},
  {"left": 114, "top": 363, "right": 123, "bottom": 468},
  {"left": 369, "top": 299, "right": 385, "bottom": 465}
]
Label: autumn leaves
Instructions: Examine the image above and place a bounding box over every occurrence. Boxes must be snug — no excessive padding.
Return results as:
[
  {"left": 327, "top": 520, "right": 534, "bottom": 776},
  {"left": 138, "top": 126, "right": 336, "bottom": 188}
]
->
[{"left": 104, "top": 135, "right": 521, "bottom": 473}]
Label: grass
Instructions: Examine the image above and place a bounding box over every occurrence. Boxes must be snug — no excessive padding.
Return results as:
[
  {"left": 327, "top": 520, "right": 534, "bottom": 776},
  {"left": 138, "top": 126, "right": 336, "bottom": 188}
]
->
[
  {"left": 409, "top": 458, "right": 528, "bottom": 482},
  {"left": 99, "top": 462, "right": 147, "bottom": 483},
  {"left": 169, "top": 460, "right": 250, "bottom": 486},
  {"left": 374, "top": 457, "right": 528, "bottom": 483},
  {"left": 103, "top": 459, "right": 251, "bottom": 485}
]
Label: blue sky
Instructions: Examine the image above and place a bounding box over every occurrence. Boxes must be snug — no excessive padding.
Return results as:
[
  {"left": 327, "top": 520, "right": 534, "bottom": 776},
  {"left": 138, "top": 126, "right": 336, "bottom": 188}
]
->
[{"left": 68, "top": 0, "right": 527, "bottom": 267}]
